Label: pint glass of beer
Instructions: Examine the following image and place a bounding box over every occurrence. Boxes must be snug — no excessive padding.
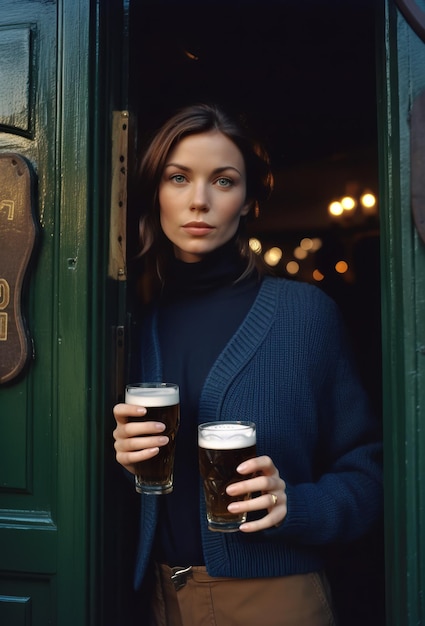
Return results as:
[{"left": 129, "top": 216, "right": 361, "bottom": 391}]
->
[
  {"left": 198, "top": 421, "right": 257, "bottom": 532},
  {"left": 125, "top": 383, "right": 180, "bottom": 495}
]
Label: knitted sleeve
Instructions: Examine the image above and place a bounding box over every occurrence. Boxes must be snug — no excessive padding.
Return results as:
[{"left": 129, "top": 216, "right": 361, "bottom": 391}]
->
[{"left": 272, "top": 286, "right": 383, "bottom": 545}]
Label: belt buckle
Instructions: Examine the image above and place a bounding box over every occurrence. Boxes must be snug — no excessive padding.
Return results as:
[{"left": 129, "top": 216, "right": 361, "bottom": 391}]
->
[{"left": 170, "top": 565, "right": 192, "bottom": 591}]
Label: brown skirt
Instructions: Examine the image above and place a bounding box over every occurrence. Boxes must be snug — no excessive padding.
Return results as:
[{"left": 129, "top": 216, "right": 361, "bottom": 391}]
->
[{"left": 149, "top": 564, "right": 337, "bottom": 626}]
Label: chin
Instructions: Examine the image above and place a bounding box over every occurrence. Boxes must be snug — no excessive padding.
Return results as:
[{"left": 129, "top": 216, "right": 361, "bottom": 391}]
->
[{"left": 176, "top": 245, "right": 213, "bottom": 263}]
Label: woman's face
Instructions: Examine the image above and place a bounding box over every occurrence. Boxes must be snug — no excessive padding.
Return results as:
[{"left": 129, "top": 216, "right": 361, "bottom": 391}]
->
[{"left": 158, "top": 131, "right": 250, "bottom": 263}]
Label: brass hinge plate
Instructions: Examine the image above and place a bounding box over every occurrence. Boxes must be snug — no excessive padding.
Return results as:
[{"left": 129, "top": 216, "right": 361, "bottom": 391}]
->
[{"left": 108, "top": 111, "right": 129, "bottom": 281}]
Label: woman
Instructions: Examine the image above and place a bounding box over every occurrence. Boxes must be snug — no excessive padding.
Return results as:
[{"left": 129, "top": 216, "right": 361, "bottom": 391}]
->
[{"left": 113, "top": 103, "right": 382, "bottom": 626}]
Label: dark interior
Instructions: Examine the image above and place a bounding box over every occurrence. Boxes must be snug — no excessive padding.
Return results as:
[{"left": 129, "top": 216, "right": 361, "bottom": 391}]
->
[{"left": 127, "top": 1, "right": 384, "bottom": 623}]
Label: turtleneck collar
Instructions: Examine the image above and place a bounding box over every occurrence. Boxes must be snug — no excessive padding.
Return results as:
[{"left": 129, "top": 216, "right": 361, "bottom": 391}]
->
[{"left": 161, "top": 237, "right": 253, "bottom": 298}]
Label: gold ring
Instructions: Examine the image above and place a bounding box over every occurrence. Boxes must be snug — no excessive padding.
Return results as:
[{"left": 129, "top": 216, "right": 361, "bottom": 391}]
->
[{"left": 271, "top": 494, "right": 278, "bottom": 506}]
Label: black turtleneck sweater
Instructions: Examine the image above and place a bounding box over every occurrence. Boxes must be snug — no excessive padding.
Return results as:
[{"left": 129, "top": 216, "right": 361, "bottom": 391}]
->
[{"left": 154, "top": 240, "right": 261, "bottom": 565}]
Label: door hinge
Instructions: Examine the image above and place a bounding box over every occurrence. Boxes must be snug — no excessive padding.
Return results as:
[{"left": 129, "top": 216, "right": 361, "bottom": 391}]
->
[{"left": 109, "top": 111, "right": 129, "bottom": 281}]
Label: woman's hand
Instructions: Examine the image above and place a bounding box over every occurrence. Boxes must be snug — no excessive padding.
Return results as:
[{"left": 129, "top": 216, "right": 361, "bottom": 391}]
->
[
  {"left": 113, "top": 403, "right": 168, "bottom": 475},
  {"left": 226, "top": 455, "right": 287, "bottom": 532}
]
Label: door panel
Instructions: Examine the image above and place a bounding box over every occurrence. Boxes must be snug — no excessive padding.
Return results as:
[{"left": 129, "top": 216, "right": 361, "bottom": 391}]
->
[
  {"left": 0, "top": 579, "right": 53, "bottom": 625},
  {"left": 0, "top": 0, "right": 92, "bottom": 623},
  {"left": 0, "top": 0, "right": 58, "bottom": 602}
]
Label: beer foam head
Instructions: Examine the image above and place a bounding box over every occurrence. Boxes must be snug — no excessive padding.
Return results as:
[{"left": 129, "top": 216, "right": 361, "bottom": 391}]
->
[
  {"left": 198, "top": 422, "right": 256, "bottom": 449},
  {"left": 126, "top": 384, "right": 179, "bottom": 407}
]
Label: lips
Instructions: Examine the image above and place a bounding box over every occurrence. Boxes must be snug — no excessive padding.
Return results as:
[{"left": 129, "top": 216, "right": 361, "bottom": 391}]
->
[{"left": 182, "top": 221, "right": 215, "bottom": 236}]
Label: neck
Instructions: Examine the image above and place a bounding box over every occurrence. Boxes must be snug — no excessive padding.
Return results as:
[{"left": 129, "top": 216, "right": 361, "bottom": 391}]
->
[{"left": 162, "top": 238, "right": 253, "bottom": 298}]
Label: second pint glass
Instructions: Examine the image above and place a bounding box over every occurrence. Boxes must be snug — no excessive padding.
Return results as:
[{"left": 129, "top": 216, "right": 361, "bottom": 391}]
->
[
  {"left": 198, "top": 421, "right": 257, "bottom": 532},
  {"left": 125, "top": 383, "right": 180, "bottom": 494}
]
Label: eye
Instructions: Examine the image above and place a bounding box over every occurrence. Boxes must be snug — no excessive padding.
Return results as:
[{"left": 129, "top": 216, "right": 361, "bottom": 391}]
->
[
  {"left": 170, "top": 174, "right": 187, "bottom": 184},
  {"left": 216, "top": 177, "right": 233, "bottom": 188}
]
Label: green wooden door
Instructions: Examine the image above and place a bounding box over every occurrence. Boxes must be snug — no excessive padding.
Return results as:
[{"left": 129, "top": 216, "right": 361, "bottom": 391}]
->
[
  {"left": 0, "top": 0, "right": 96, "bottom": 623},
  {"left": 381, "top": 1, "right": 425, "bottom": 624},
  {"left": 2, "top": 1, "right": 425, "bottom": 625}
]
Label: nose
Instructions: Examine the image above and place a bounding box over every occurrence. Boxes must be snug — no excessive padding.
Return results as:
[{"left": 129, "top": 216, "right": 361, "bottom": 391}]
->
[{"left": 190, "top": 182, "right": 210, "bottom": 212}]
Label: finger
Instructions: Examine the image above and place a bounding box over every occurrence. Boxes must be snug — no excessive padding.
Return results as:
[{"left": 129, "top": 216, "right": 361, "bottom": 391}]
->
[
  {"left": 236, "top": 455, "right": 277, "bottom": 476},
  {"left": 115, "top": 445, "right": 161, "bottom": 471},
  {"left": 113, "top": 421, "right": 166, "bottom": 443},
  {"left": 238, "top": 509, "right": 286, "bottom": 533},
  {"left": 112, "top": 403, "right": 168, "bottom": 474},
  {"left": 114, "top": 434, "right": 169, "bottom": 453},
  {"left": 113, "top": 403, "right": 166, "bottom": 439},
  {"left": 238, "top": 493, "right": 287, "bottom": 533},
  {"left": 113, "top": 403, "right": 147, "bottom": 423},
  {"left": 228, "top": 492, "right": 278, "bottom": 515},
  {"left": 114, "top": 432, "right": 170, "bottom": 473},
  {"left": 227, "top": 474, "right": 284, "bottom": 497}
]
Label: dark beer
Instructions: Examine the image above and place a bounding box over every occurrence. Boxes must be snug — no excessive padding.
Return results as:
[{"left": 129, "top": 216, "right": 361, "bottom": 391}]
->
[
  {"left": 198, "top": 422, "right": 256, "bottom": 532},
  {"left": 126, "top": 383, "right": 180, "bottom": 494}
]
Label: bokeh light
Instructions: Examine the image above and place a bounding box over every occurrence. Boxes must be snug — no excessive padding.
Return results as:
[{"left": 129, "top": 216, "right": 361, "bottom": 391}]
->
[
  {"left": 329, "top": 201, "right": 343, "bottom": 216},
  {"left": 335, "top": 260, "right": 349, "bottom": 274},
  {"left": 341, "top": 196, "right": 356, "bottom": 211},
  {"left": 286, "top": 261, "right": 300, "bottom": 275},
  {"left": 294, "top": 246, "right": 308, "bottom": 260},
  {"left": 312, "top": 269, "right": 324, "bottom": 281},
  {"left": 249, "top": 238, "right": 262, "bottom": 254},
  {"left": 264, "top": 247, "right": 283, "bottom": 266},
  {"left": 300, "top": 237, "right": 314, "bottom": 251}
]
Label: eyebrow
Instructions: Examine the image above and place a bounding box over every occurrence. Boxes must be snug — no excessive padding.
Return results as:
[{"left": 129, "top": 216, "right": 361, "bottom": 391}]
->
[{"left": 164, "top": 163, "right": 243, "bottom": 176}]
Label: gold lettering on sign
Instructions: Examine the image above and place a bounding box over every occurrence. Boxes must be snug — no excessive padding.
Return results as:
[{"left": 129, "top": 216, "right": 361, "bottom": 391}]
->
[
  {"left": 0, "top": 199, "right": 15, "bottom": 220},
  {"left": 0, "top": 278, "right": 10, "bottom": 341},
  {"left": 0, "top": 313, "right": 7, "bottom": 340},
  {"left": 0, "top": 278, "right": 10, "bottom": 307}
]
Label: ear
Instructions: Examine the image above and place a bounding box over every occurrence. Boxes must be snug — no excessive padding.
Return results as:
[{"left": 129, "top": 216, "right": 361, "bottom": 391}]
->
[{"left": 241, "top": 199, "right": 254, "bottom": 217}]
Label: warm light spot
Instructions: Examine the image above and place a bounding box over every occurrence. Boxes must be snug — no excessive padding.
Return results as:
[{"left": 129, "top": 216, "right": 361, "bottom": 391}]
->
[
  {"left": 341, "top": 196, "right": 356, "bottom": 211},
  {"left": 335, "top": 260, "right": 349, "bottom": 274},
  {"left": 249, "top": 238, "right": 262, "bottom": 254},
  {"left": 312, "top": 269, "right": 324, "bottom": 281},
  {"left": 294, "top": 246, "right": 308, "bottom": 260},
  {"left": 286, "top": 261, "right": 299, "bottom": 275},
  {"left": 184, "top": 50, "right": 199, "bottom": 61},
  {"left": 329, "top": 201, "right": 343, "bottom": 216},
  {"left": 300, "top": 237, "right": 313, "bottom": 251},
  {"left": 360, "top": 193, "right": 376, "bottom": 209},
  {"left": 264, "top": 247, "right": 283, "bottom": 266},
  {"left": 311, "top": 238, "right": 322, "bottom": 251}
]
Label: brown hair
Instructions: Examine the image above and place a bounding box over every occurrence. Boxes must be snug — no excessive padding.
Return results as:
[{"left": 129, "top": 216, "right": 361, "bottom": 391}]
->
[{"left": 135, "top": 103, "right": 274, "bottom": 294}]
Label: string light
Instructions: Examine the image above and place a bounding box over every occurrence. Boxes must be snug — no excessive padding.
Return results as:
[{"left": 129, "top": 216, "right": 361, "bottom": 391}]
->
[
  {"left": 286, "top": 261, "right": 299, "bottom": 275},
  {"left": 294, "top": 246, "right": 308, "bottom": 260},
  {"left": 264, "top": 247, "right": 283, "bottom": 266},
  {"left": 341, "top": 196, "right": 356, "bottom": 211},
  {"left": 312, "top": 269, "right": 324, "bottom": 281},
  {"left": 335, "top": 260, "right": 349, "bottom": 274},
  {"left": 329, "top": 190, "right": 378, "bottom": 220},
  {"left": 329, "top": 201, "right": 343, "bottom": 216},
  {"left": 360, "top": 192, "right": 377, "bottom": 213},
  {"left": 249, "top": 238, "right": 262, "bottom": 254},
  {"left": 246, "top": 185, "right": 376, "bottom": 284},
  {"left": 300, "top": 237, "right": 314, "bottom": 251},
  {"left": 184, "top": 50, "right": 199, "bottom": 61}
]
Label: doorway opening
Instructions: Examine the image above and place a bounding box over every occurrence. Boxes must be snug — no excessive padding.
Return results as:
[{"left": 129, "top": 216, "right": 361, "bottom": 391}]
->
[{"left": 126, "top": 1, "right": 384, "bottom": 624}]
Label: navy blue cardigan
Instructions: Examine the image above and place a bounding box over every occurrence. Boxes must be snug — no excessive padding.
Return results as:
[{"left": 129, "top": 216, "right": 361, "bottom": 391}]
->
[{"left": 134, "top": 276, "right": 382, "bottom": 588}]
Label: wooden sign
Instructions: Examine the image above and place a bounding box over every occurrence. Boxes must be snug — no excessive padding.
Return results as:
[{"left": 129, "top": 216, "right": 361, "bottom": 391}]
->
[{"left": 0, "top": 154, "right": 38, "bottom": 384}]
